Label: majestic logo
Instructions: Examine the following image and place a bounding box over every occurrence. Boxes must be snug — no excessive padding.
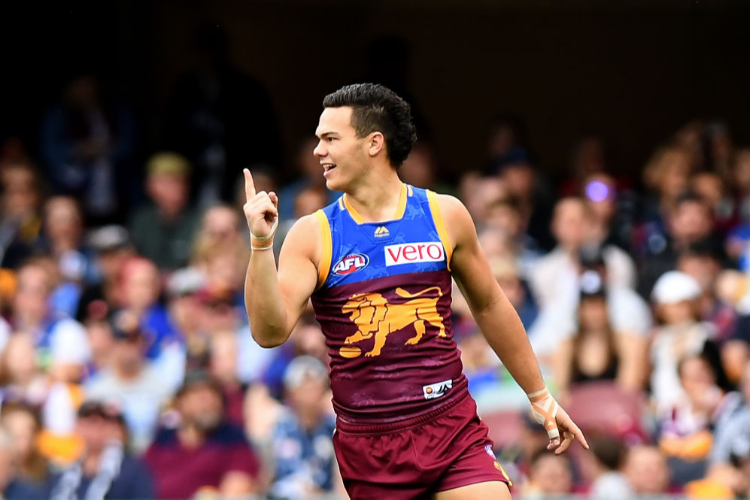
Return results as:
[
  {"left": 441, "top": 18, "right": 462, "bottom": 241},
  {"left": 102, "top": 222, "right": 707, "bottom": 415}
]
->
[
  {"left": 338, "top": 286, "right": 446, "bottom": 359},
  {"left": 374, "top": 226, "right": 390, "bottom": 238},
  {"left": 423, "top": 379, "right": 453, "bottom": 400},
  {"left": 384, "top": 242, "right": 444, "bottom": 266},
  {"left": 332, "top": 254, "right": 369, "bottom": 275}
]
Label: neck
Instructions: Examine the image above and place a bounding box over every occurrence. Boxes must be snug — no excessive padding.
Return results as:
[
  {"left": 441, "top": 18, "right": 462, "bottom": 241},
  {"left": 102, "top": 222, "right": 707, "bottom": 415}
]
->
[
  {"left": 297, "top": 408, "right": 321, "bottom": 431},
  {"left": 344, "top": 169, "right": 403, "bottom": 222},
  {"left": 82, "top": 449, "right": 102, "bottom": 476},
  {"left": 178, "top": 424, "right": 205, "bottom": 449}
]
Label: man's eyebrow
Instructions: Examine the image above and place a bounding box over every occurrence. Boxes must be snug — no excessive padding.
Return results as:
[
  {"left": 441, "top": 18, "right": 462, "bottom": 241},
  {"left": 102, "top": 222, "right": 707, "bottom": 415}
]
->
[{"left": 316, "top": 131, "right": 338, "bottom": 139}]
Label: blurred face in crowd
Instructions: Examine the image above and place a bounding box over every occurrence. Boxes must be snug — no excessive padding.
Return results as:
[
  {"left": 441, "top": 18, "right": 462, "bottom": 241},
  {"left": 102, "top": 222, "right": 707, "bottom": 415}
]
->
[
  {"left": 655, "top": 149, "right": 692, "bottom": 201},
  {"left": 287, "top": 374, "right": 328, "bottom": 416},
  {"left": 200, "top": 296, "right": 237, "bottom": 333},
  {"left": 76, "top": 412, "right": 118, "bottom": 454},
  {"left": 691, "top": 173, "right": 724, "bottom": 212},
  {"left": 677, "top": 254, "right": 720, "bottom": 293},
  {"left": 201, "top": 206, "right": 240, "bottom": 246},
  {"left": 294, "top": 188, "right": 327, "bottom": 219},
  {"left": 291, "top": 323, "right": 328, "bottom": 361},
  {"left": 298, "top": 137, "right": 324, "bottom": 182},
  {"left": 98, "top": 247, "right": 134, "bottom": 282},
  {"left": 658, "top": 300, "right": 697, "bottom": 326},
  {"left": 679, "top": 355, "right": 717, "bottom": 408},
  {"left": 572, "top": 137, "right": 606, "bottom": 178},
  {"left": 669, "top": 199, "right": 712, "bottom": 244},
  {"left": 1, "top": 165, "right": 39, "bottom": 217},
  {"left": 112, "top": 333, "right": 146, "bottom": 375},
  {"left": 178, "top": 384, "right": 224, "bottom": 432},
  {"left": 120, "top": 259, "right": 160, "bottom": 311},
  {"left": 147, "top": 173, "right": 188, "bottom": 216},
  {"left": 624, "top": 446, "right": 670, "bottom": 494},
  {"left": 552, "top": 198, "right": 590, "bottom": 251},
  {"left": 529, "top": 452, "right": 573, "bottom": 494},
  {"left": 13, "top": 265, "right": 50, "bottom": 323},
  {"left": 209, "top": 333, "right": 238, "bottom": 385},
  {"left": 44, "top": 196, "right": 82, "bottom": 245},
  {"left": 733, "top": 150, "right": 750, "bottom": 193},
  {"left": 399, "top": 143, "right": 436, "bottom": 189},
  {"left": 2, "top": 334, "right": 38, "bottom": 385},
  {"left": 314, "top": 106, "right": 372, "bottom": 192},
  {"left": 0, "top": 438, "right": 14, "bottom": 492},
  {"left": 491, "top": 259, "right": 524, "bottom": 308},
  {"left": 578, "top": 296, "right": 609, "bottom": 332},
  {"left": 1, "top": 407, "right": 39, "bottom": 465},
  {"left": 478, "top": 228, "right": 515, "bottom": 261},
  {"left": 500, "top": 163, "right": 536, "bottom": 201},
  {"left": 486, "top": 201, "right": 522, "bottom": 239}
]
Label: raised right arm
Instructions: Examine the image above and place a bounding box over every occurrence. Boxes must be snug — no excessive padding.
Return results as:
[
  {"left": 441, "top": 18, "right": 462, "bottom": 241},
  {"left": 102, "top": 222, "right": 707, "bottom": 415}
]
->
[{"left": 242, "top": 169, "right": 320, "bottom": 348}]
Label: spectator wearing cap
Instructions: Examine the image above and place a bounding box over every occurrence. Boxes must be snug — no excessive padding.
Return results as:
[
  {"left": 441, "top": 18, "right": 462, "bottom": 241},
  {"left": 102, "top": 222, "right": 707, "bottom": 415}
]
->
[
  {"left": 128, "top": 152, "right": 199, "bottom": 271},
  {"left": 650, "top": 271, "right": 720, "bottom": 412},
  {"left": 528, "top": 245, "right": 651, "bottom": 387},
  {"left": 144, "top": 371, "right": 261, "bottom": 500},
  {"left": 74, "top": 225, "right": 135, "bottom": 325},
  {"left": 50, "top": 399, "right": 154, "bottom": 500},
  {"left": 269, "top": 356, "right": 340, "bottom": 499},
  {"left": 84, "top": 310, "right": 172, "bottom": 453},
  {"left": 554, "top": 273, "right": 627, "bottom": 404}
]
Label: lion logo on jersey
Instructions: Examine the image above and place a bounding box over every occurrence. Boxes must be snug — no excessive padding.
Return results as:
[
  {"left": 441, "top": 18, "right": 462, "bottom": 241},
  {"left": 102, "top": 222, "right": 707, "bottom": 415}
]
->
[{"left": 338, "top": 286, "right": 446, "bottom": 358}]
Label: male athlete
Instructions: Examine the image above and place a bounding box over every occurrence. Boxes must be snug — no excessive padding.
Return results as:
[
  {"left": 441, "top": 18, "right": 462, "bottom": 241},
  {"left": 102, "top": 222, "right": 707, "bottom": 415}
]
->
[{"left": 243, "top": 83, "right": 588, "bottom": 500}]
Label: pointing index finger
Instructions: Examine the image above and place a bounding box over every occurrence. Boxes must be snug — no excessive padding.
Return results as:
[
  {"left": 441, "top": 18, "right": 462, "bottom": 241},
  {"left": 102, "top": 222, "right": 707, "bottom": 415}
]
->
[{"left": 243, "top": 168, "right": 256, "bottom": 200}]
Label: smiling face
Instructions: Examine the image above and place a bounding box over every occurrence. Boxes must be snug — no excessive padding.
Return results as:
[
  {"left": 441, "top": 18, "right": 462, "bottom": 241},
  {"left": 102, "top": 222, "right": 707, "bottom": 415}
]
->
[{"left": 314, "top": 107, "right": 373, "bottom": 192}]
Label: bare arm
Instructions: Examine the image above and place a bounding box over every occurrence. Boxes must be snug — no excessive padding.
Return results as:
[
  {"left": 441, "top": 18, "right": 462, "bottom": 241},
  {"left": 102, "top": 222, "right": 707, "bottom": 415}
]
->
[
  {"left": 438, "top": 194, "right": 588, "bottom": 453},
  {"left": 243, "top": 169, "right": 319, "bottom": 347}
]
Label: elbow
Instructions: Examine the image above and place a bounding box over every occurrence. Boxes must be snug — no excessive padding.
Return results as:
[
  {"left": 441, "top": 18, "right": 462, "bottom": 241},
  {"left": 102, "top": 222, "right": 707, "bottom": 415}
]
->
[{"left": 250, "top": 327, "right": 287, "bottom": 349}]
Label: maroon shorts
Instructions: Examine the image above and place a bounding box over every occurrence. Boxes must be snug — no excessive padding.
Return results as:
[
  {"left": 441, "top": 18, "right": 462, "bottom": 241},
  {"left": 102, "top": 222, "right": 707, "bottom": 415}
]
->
[{"left": 333, "top": 392, "right": 511, "bottom": 500}]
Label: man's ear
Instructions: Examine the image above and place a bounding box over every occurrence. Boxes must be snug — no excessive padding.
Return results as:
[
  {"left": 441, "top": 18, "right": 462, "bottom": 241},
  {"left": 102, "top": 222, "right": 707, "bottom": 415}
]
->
[{"left": 368, "top": 132, "right": 385, "bottom": 158}]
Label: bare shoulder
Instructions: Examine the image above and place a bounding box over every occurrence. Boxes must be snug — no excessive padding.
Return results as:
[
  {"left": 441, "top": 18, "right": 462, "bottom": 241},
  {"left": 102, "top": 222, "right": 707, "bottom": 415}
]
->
[
  {"left": 433, "top": 193, "right": 475, "bottom": 247},
  {"left": 278, "top": 213, "right": 322, "bottom": 265}
]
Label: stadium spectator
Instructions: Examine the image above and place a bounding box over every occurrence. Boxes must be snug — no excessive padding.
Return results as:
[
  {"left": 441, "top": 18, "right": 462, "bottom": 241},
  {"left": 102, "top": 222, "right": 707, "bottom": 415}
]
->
[
  {"left": 623, "top": 445, "right": 674, "bottom": 496},
  {"left": 585, "top": 436, "right": 633, "bottom": 499},
  {"left": 144, "top": 370, "right": 261, "bottom": 499},
  {"left": 208, "top": 331, "right": 246, "bottom": 428},
  {"left": 0, "top": 161, "right": 43, "bottom": 269},
  {"left": 0, "top": 402, "right": 56, "bottom": 499},
  {"left": 129, "top": 152, "right": 198, "bottom": 270},
  {"left": 84, "top": 310, "right": 172, "bottom": 453},
  {"left": 269, "top": 356, "right": 339, "bottom": 499},
  {"left": 39, "top": 73, "right": 136, "bottom": 225},
  {"left": 520, "top": 448, "right": 575, "bottom": 498},
  {"left": 11, "top": 259, "right": 91, "bottom": 374},
  {"left": 650, "top": 271, "right": 718, "bottom": 412},
  {"left": 638, "top": 191, "right": 716, "bottom": 298},
  {"left": 50, "top": 399, "right": 154, "bottom": 500},
  {"left": 483, "top": 197, "right": 543, "bottom": 279},
  {"left": 0, "top": 334, "right": 47, "bottom": 406},
  {"left": 528, "top": 197, "right": 636, "bottom": 310},
  {"left": 74, "top": 225, "right": 135, "bottom": 324},
  {"left": 488, "top": 257, "right": 538, "bottom": 330}
]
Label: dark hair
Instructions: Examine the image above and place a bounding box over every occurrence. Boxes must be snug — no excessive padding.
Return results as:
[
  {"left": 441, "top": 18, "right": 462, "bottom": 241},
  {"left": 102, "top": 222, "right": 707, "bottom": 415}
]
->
[
  {"left": 590, "top": 435, "right": 627, "bottom": 471},
  {"left": 322, "top": 83, "right": 417, "bottom": 167}
]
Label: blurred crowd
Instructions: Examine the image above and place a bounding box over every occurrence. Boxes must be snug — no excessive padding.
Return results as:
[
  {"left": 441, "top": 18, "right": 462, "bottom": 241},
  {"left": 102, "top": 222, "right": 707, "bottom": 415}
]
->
[{"left": 0, "top": 64, "right": 749, "bottom": 500}]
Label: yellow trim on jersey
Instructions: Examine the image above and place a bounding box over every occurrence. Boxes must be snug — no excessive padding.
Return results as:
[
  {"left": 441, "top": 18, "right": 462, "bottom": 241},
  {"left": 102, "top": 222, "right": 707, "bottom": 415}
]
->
[
  {"left": 342, "top": 194, "right": 365, "bottom": 224},
  {"left": 393, "top": 183, "right": 408, "bottom": 219},
  {"left": 426, "top": 190, "right": 453, "bottom": 271},
  {"left": 313, "top": 210, "right": 332, "bottom": 290},
  {"left": 343, "top": 183, "right": 408, "bottom": 223}
]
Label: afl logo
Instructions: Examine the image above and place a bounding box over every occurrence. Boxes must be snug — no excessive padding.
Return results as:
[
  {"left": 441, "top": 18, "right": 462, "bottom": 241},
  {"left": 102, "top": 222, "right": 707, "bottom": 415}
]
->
[{"left": 332, "top": 254, "right": 369, "bottom": 275}]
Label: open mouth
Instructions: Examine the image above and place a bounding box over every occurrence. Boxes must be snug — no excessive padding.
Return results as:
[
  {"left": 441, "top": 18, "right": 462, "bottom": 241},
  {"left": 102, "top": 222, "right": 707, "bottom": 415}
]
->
[{"left": 323, "top": 164, "right": 337, "bottom": 174}]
